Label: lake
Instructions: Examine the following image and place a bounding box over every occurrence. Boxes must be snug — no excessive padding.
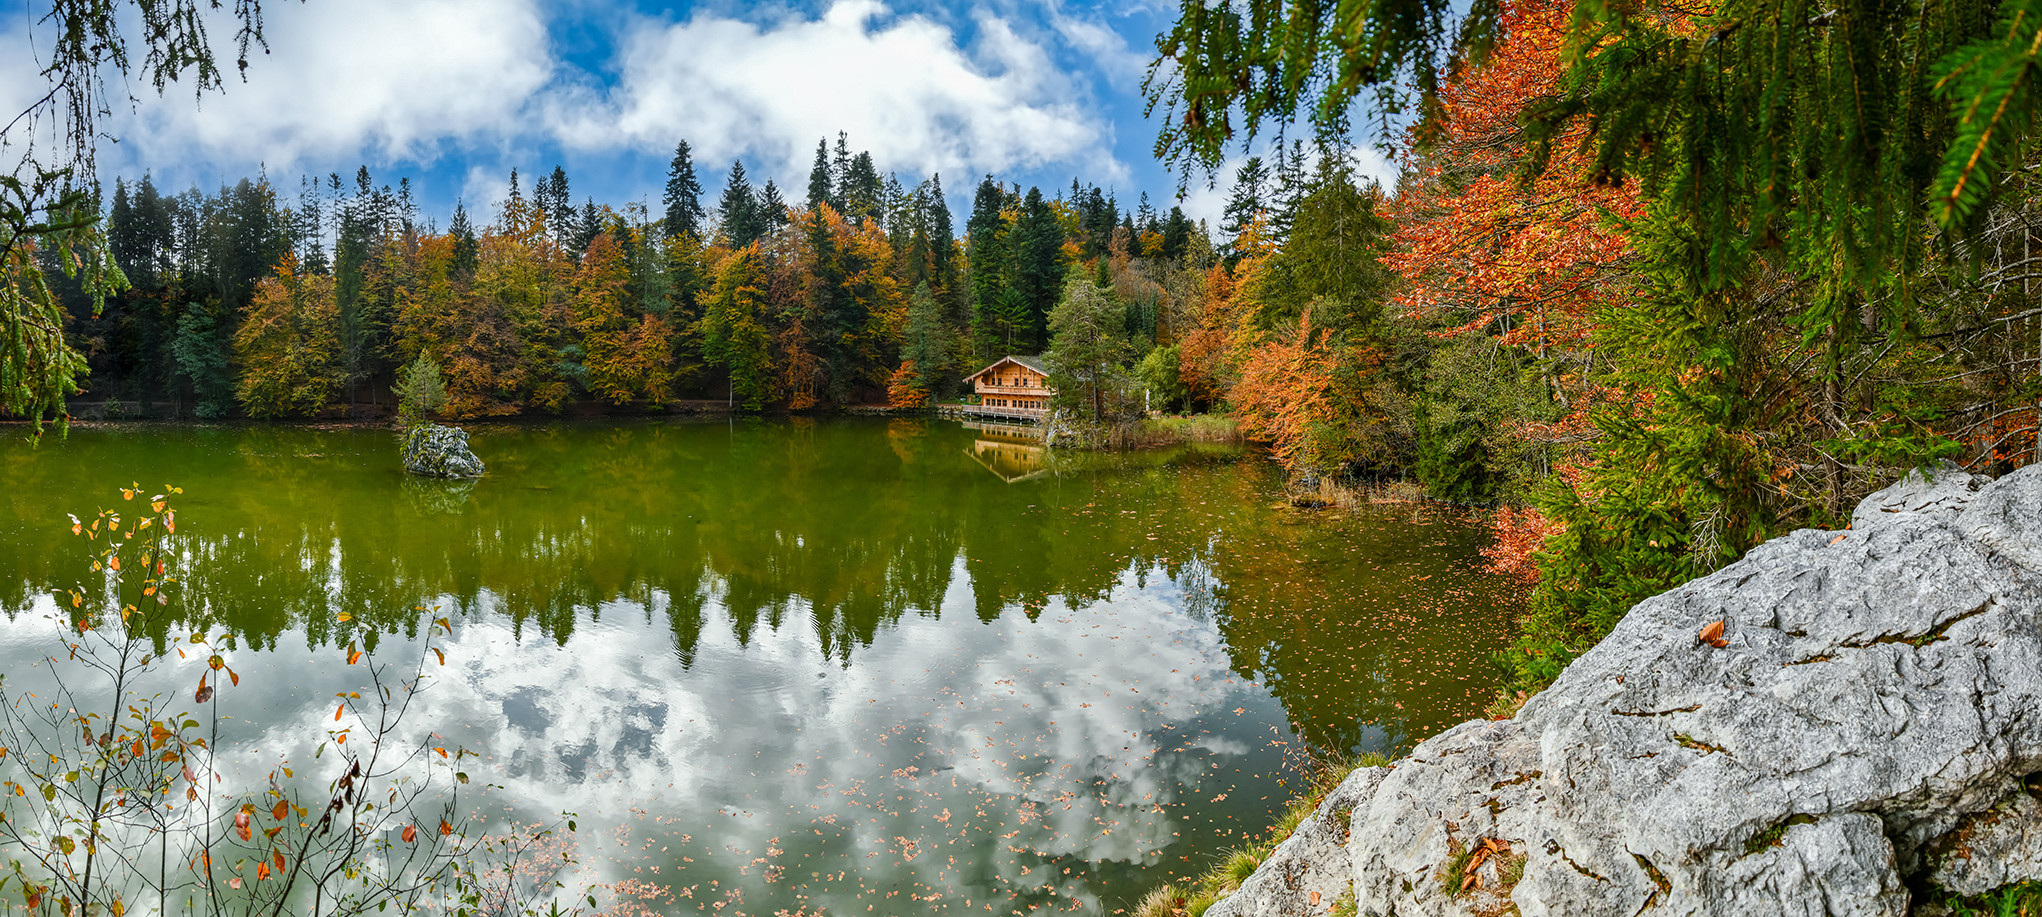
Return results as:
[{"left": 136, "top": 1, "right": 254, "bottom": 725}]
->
[{"left": 0, "top": 417, "right": 1516, "bottom": 915}]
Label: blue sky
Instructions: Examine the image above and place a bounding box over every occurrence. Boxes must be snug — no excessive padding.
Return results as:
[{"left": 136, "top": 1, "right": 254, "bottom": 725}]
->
[{"left": 6, "top": 0, "right": 1398, "bottom": 233}]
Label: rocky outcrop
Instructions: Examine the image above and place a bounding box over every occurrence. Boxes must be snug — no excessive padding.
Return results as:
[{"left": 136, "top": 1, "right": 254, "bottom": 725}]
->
[
  {"left": 1211, "top": 463, "right": 2042, "bottom": 916},
  {"left": 401, "top": 424, "right": 485, "bottom": 478}
]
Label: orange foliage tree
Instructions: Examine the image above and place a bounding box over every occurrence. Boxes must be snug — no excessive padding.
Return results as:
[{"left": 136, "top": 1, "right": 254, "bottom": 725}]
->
[
  {"left": 234, "top": 253, "right": 343, "bottom": 418},
  {"left": 1387, "top": 0, "right": 1645, "bottom": 574}
]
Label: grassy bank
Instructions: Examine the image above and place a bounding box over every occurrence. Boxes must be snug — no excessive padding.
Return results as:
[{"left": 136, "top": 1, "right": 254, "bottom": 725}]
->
[{"left": 1045, "top": 414, "right": 1242, "bottom": 450}]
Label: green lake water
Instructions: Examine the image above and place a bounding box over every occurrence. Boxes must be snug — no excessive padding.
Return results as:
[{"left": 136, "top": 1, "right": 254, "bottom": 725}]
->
[{"left": 0, "top": 417, "right": 1517, "bottom": 915}]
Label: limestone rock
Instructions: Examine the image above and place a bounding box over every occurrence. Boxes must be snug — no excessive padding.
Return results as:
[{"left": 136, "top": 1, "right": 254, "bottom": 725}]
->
[
  {"left": 1211, "top": 463, "right": 2042, "bottom": 916},
  {"left": 1204, "top": 767, "right": 1386, "bottom": 917},
  {"left": 1927, "top": 790, "right": 2042, "bottom": 896},
  {"left": 402, "top": 424, "right": 485, "bottom": 478}
]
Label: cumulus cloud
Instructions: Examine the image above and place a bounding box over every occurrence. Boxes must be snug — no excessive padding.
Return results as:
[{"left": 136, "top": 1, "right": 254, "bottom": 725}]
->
[
  {"left": 98, "top": 0, "right": 551, "bottom": 176},
  {"left": 556, "top": 0, "right": 1121, "bottom": 185}
]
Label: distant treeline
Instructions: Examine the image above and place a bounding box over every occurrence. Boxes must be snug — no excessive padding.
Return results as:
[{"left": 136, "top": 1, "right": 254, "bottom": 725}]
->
[{"left": 57, "top": 133, "right": 1209, "bottom": 419}]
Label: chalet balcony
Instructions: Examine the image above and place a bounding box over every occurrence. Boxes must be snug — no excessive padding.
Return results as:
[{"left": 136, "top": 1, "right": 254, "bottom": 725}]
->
[{"left": 974, "top": 383, "right": 1047, "bottom": 397}]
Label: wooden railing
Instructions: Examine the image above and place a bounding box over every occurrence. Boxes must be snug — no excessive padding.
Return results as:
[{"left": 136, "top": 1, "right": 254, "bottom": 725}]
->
[
  {"left": 974, "top": 384, "right": 1047, "bottom": 397},
  {"left": 960, "top": 403, "right": 1047, "bottom": 421}
]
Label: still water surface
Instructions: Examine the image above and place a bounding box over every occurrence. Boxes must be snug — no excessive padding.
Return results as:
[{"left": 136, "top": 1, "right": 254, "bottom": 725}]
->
[{"left": 0, "top": 418, "right": 1515, "bottom": 915}]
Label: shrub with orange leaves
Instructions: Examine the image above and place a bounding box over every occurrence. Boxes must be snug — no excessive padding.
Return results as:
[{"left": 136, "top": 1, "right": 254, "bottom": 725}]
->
[{"left": 887, "top": 360, "right": 930, "bottom": 409}]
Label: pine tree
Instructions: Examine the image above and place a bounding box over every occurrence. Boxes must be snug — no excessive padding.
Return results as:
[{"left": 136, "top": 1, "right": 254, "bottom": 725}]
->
[
  {"left": 1220, "top": 156, "right": 1269, "bottom": 252},
  {"left": 448, "top": 201, "right": 479, "bottom": 280},
  {"left": 807, "top": 139, "right": 834, "bottom": 211},
  {"left": 844, "top": 151, "right": 882, "bottom": 226},
  {"left": 719, "top": 160, "right": 765, "bottom": 249},
  {"left": 1160, "top": 206, "right": 1192, "bottom": 261},
  {"left": 662, "top": 141, "right": 705, "bottom": 240},
  {"left": 965, "top": 176, "right": 1009, "bottom": 361},
  {"left": 758, "top": 181, "right": 790, "bottom": 232},
  {"left": 926, "top": 174, "right": 956, "bottom": 296},
  {"left": 1009, "top": 187, "right": 1066, "bottom": 351},
  {"left": 831, "top": 132, "right": 853, "bottom": 211}
]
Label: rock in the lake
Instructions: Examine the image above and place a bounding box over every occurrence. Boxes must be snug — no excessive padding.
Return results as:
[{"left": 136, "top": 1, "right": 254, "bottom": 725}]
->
[
  {"left": 1204, "top": 462, "right": 2042, "bottom": 917},
  {"left": 402, "top": 424, "right": 485, "bottom": 478}
]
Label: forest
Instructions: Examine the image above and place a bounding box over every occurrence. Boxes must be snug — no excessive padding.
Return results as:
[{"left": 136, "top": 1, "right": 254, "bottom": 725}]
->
[
  {"left": 63, "top": 132, "right": 1206, "bottom": 420},
  {"left": 13, "top": 0, "right": 2040, "bottom": 698}
]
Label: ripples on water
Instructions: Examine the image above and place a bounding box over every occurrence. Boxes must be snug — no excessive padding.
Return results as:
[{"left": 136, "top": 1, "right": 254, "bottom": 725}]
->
[{"left": 0, "top": 418, "right": 1518, "bottom": 914}]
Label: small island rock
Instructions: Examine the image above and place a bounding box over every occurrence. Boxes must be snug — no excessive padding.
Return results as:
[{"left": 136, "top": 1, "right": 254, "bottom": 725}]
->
[{"left": 402, "top": 424, "right": 485, "bottom": 478}]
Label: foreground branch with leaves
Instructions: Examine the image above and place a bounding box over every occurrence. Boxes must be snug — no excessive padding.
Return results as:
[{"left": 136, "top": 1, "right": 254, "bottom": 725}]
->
[{"left": 0, "top": 485, "right": 607, "bottom": 917}]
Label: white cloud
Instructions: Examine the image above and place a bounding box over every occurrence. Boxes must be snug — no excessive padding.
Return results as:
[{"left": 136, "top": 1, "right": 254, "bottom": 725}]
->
[
  {"left": 557, "top": 0, "right": 1121, "bottom": 186},
  {"left": 100, "top": 0, "right": 551, "bottom": 176}
]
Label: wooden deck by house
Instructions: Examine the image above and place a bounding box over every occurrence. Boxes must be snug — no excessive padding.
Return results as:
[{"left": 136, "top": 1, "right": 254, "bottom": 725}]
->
[{"left": 961, "top": 355, "right": 1052, "bottom": 422}]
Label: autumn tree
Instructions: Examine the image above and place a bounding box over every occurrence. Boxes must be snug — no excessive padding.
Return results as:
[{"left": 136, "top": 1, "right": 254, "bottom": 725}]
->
[
  {"left": 234, "top": 253, "right": 344, "bottom": 418},
  {"left": 700, "top": 248, "right": 774, "bottom": 411}
]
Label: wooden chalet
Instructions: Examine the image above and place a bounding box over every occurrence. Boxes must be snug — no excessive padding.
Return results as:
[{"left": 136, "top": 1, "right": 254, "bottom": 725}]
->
[{"left": 962, "top": 355, "right": 1052, "bottom": 421}]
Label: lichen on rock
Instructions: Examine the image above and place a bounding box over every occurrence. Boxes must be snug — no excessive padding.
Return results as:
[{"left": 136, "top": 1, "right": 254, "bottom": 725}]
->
[
  {"left": 1206, "top": 462, "right": 2042, "bottom": 916},
  {"left": 401, "top": 424, "right": 485, "bottom": 478}
]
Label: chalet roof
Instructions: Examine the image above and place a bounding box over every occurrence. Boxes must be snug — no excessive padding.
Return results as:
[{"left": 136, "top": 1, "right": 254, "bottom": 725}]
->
[{"left": 964, "top": 355, "right": 1049, "bottom": 382}]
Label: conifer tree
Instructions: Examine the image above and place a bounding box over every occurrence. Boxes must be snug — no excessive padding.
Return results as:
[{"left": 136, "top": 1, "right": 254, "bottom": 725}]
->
[
  {"left": 1009, "top": 187, "right": 1066, "bottom": 351},
  {"left": 662, "top": 141, "right": 705, "bottom": 240},
  {"left": 807, "top": 139, "right": 834, "bottom": 211},
  {"left": 718, "top": 161, "right": 765, "bottom": 249},
  {"left": 926, "top": 174, "right": 956, "bottom": 296},
  {"left": 1220, "top": 156, "right": 1269, "bottom": 254},
  {"left": 844, "top": 152, "right": 882, "bottom": 226},
  {"left": 965, "top": 177, "right": 1010, "bottom": 360},
  {"left": 448, "top": 201, "right": 479, "bottom": 280},
  {"left": 758, "top": 181, "right": 790, "bottom": 233}
]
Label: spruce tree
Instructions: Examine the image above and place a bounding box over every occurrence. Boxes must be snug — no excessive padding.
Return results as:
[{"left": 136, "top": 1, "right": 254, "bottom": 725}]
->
[
  {"left": 1009, "top": 187, "right": 1066, "bottom": 351},
  {"left": 807, "top": 139, "right": 833, "bottom": 211},
  {"left": 662, "top": 140, "right": 705, "bottom": 240},
  {"left": 844, "top": 151, "right": 882, "bottom": 225},
  {"left": 758, "top": 180, "right": 790, "bottom": 232},
  {"left": 965, "top": 177, "right": 1010, "bottom": 360},
  {"left": 1220, "top": 156, "right": 1269, "bottom": 249},
  {"left": 926, "top": 173, "right": 955, "bottom": 296},
  {"left": 831, "top": 134, "right": 852, "bottom": 204},
  {"left": 448, "top": 201, "right": 479, "bottom": 280},
  {"left": 718, "top": 160, "right": 764, "bottom": 248}
]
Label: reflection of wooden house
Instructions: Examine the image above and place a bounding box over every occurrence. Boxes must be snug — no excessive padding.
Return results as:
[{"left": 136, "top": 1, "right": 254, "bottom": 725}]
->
[
  {"left": 962, "top": 420, "right": 1048, "bottom": 482},
  {"left": 962, "top": 356, "right": 1052, "bottom": 422}
]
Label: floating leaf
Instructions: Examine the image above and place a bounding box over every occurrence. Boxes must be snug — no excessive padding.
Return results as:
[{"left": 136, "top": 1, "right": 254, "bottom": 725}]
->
[{"left": 402, "top": 824, "right": 417, "bottom": 843}]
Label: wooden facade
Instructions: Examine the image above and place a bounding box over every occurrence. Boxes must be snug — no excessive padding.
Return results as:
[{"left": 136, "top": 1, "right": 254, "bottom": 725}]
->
[{"left": 962, "top": 356, "right": 1051, "bottom": 421}]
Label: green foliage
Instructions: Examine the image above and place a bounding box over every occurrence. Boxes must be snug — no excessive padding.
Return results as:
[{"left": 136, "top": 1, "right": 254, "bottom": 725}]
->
[
  {"left": 1926, "top": 881, "right": 2042, "bottom": 916},
  {"left": 170, "top": 306, "right": 232, "bottom": 419},
  {"left": 901, "top": 282, "right": 951, "bottom": 399},
  {"left": 1409, "top": 336, "right": 1556, "bottom": 503},
  {"left": 1143, "top": 0, "right": 1500, "bottom": 180},
  {"left": 394, "top": 353, "right": 448, "bottom": 427},
  {"left": 1137, "top": 344, "right": 1189, "bottom": 412},
  {"left": 700, "top": 249, "right": 773, "bottom": 412},
  {"left": 1250, "top": 154, "right": 1395, "bottom": 336},
  {"left": 1047, "top": 275, "right": 1136, "bottom": 423}
]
